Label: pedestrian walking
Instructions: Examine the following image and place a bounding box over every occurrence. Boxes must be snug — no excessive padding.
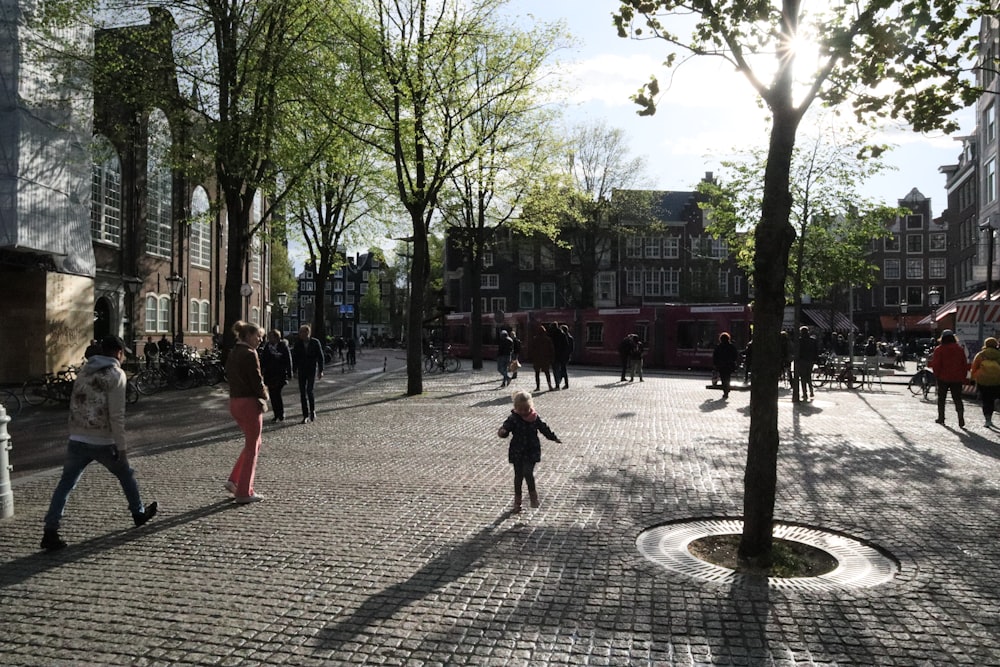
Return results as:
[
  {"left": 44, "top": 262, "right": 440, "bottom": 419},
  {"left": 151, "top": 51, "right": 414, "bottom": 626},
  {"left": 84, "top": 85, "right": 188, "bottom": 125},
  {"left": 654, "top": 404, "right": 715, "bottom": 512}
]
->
[
  {"left": 530, "top": 324, "right": 555, "bottom": 392},
  {"left": 928, "top": 329, "right": 970, "bottom": 428},
  {"left": 713, "top": 332, "right": 739, "bottom": 399},
  {"left": 40, "top": 335, "right": 158, "bottom": 551},
  {"left": 292, "top": 324, "right": 324, "bottom": 423},
  {"left": 260, "top": 329, "right": 292, "bottom": 422},
  {"left": 796, "top": 326, "right": 818, "bottom": 400},
  {"left": 497, "top": 390, "right": 562, "bottom": 513},
  {"left": 971, "top": 336, "right": 1000, "bottom": 427},
  {"left": 628, "top": 335, "right": 645, "bottom": 382},
  {"left": 510, "top": 331, "right": 522, "bottom": 380},
  {"left": 556, "top": 324, "right": 573, "bottom": 389},
  {"left": 497, "top": 330, "right": 513, "bottom": 388},
  {"left": 224, "top": 321, "right": 269, "bottom": 504},
  {"left": 618, "top": 333, "right": 633, "bottom": 382}
]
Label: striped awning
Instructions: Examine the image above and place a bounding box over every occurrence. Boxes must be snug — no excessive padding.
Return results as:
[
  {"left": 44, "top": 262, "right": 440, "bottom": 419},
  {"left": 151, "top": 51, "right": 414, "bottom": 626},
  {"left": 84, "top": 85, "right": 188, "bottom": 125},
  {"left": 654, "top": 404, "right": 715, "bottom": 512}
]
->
[{"left": 801, "top": 309, "right": 857, "bottom": 333}]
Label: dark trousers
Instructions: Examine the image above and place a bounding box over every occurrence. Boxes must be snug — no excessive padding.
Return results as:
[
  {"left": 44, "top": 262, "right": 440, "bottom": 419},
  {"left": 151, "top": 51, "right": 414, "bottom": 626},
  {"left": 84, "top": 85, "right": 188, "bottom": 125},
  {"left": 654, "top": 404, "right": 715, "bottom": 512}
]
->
[
  {"left": 620, "top": 358, "right": 629, "bottom": 381},
  {"left": 720, "top": 371, "right": 733, "bottom": 397},
  {"left": 936, "top": 380, "right": 965, "bottom": 421},
  {"left": 298, "top": 372, "right": 316, "bottom": 418},
  {"left": 798, "top": 363, "right": 814, "bottom": 397},
  {"left": 267, "top": 381, "right": 286, "bottom": 419},
  {"left": 513, "top": 459, "right": 537, "bottom": 495},
  {"left": 979, "top": 384, "right": 1000, "bottom": 420}
]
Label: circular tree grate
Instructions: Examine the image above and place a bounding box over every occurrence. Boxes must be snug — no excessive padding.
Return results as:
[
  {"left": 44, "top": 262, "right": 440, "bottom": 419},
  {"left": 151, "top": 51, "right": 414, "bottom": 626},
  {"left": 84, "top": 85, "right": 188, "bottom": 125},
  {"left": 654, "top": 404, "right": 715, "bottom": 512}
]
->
[{"left": 636, "top": 519, "right": 898, "bottom": 591}]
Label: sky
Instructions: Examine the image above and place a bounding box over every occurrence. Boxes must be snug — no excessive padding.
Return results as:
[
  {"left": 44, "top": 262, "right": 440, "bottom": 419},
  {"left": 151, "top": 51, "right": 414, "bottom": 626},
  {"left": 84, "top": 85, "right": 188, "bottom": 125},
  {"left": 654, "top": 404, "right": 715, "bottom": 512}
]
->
[{"left": 502, "top": 0, "right": 973, "bottom": 216}]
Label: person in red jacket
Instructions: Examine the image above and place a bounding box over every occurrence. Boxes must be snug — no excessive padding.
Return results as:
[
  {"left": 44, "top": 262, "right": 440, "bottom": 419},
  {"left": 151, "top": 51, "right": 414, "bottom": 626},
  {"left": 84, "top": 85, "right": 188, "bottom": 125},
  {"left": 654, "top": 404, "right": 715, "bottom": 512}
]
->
[{"left": 928, "top": 330, "right": 971, "bottom": 428}]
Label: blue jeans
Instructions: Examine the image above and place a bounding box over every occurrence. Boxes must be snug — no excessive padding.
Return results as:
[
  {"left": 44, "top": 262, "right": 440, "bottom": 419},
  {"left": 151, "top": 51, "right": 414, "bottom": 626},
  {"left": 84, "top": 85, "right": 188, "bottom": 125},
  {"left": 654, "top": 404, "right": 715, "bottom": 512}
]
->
[
  {"left": 44, "top": 440, "right": 145, "bottom": 531},
  {"left": 497, "top": 354, "right": 511, "bottom": 383}
]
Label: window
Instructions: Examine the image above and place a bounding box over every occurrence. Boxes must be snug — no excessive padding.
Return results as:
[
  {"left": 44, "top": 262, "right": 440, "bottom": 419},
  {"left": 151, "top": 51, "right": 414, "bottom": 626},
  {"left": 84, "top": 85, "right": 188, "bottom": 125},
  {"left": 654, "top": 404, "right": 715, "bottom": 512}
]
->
[
  {"left": 359, "top": 283, "right": 367, "bottom": 294},
  {"left": 90, "top": 136, "right": 121, "bottom": 245},
  {"left": 986, "top": 158, "right": 997, "bottom": 204},
  {"left": 251, "top": 307, "right": 260, "bottom": 326},
  {"left": 481, "top": 274, "right": 499, "bottom": 289},
  {"left": 518, "top": 282, "right": 534, "bottom": 309},
  {"left": 677, "top": 321, "right": 717, "bottom": 350},
  {"left": 540, "top": 282, "right": 556, "bottom": 308},
  {"left": 585, "top": 322, "right": 604, "bottom": 346},
  {"left": 362, "top": 270, "right": 369, "bottom": 282},
  {"left": 626, "top": 268, "right": 642, "bottom": 296},
  {"left": 664, "top": 268, "right": 680, "bottom": 297},
  {"left": 189, "top": 187, "right": 211, "bottom": 268},
  {"left": 985, "top": 101, "right": 996, "bottom": 144},
  {"left": 333, "top": 280, "right": 343, "bottom": 292},
  {"left": 145, "top": 109, "right": 173, "bottom": 257},
  {"left": 710, "top": 238, "right": 728, "bottom": 259},
  {"left": 518, "top": 247, "right": 535, "bottom": 270},
  {"left": 597, "top": 272, "right": 615, "bottom": 301},
  {"left": 626, "top": 236, "right": 642, "bottom": 258},
  {"left": 539, "top": 245, "right": 555, "bottom": 269},
  {"left": 482, "top": 251, "right": 494, "bottom": 268},
  {"left": 189, "top": 299, "right": 210, "bottom": 333},
  {"left": 333, "top": 293, "right": 343, "bottom": 305},
  {"left": 905, "top": 214, "right": 923, "bottom": 230},
  {"left": 906, "top": 286, "right": 923, "bottom": 306},
  {"left": 490, "top": 297, "right": 506, "bottom": 313},
  {"left": 145, "top": 295, "right": 158, "bottom": 332},
  {"left": 884, "top": 235, "right": 901, "bottom": 252},
  {"left": 644, "top": 237, "right": 661, "bottom": 259},
  {"left": 906, "top": 258, "right": 923, "bottom": 279},
  {"left": 718, "top": 269, "right": 729, "bottom": 295},
  {"left": 251, "top": 234, "right": 261, "bottom": 281},
  {"left": 884, "top": 286, "right": 901, "bottom": 306},
  {"left": 733, "top": 275, "right": 743, "bottom": 295},
  {"left": 906, "top": 235, "right": 923, "bottom": 253},
  {"left": 884, "top": 259, "right": 900, "bottom": 279},
  {"left": 645, "top": 268, "right": 662, "bottom": 297},
  {"left": 664, "top": 236, "right": 680, "bottom": 259},
  {"left": 929, "top": 257, "right": 946, "bottom": 279},
  {"left": 930, "top": 233, "right": 946, "bottom": 251},
  {"left": 302, "top": 281, "right": 315, "bottom": 292}
]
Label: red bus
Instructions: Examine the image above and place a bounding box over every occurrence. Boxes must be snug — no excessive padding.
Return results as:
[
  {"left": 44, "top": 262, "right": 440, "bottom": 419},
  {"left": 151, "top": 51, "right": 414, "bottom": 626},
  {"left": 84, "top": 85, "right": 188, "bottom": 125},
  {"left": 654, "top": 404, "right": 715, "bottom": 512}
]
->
[{"left": 443, "top": 304, "right": 752, "bottom": 370}]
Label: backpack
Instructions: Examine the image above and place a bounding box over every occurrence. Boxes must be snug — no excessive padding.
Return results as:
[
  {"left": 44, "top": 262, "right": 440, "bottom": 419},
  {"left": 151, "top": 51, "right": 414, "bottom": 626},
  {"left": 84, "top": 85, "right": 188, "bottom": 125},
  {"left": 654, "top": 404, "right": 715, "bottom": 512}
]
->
[{"left": 975, "top": 357, "right": 1000, "bottom": 386}]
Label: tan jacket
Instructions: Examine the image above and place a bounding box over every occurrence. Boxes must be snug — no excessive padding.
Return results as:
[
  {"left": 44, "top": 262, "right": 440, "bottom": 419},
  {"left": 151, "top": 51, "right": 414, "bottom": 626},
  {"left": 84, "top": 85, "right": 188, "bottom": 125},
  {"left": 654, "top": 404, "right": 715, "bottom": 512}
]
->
[{"left": 226, "top": 343, "right": 269, "bottom": 407}]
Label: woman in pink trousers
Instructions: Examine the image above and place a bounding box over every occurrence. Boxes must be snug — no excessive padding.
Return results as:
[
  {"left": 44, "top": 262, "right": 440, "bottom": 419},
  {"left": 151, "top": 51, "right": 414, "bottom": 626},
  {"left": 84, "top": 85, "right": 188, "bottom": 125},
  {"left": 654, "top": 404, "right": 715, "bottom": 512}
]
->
[{"left": 225, "top": 321, "right": 269, "bottom": 503}]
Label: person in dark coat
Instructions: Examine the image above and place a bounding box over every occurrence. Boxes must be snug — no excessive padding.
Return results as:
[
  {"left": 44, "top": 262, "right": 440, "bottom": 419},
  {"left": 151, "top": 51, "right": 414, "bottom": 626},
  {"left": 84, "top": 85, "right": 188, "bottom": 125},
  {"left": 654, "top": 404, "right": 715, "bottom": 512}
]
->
[
  {"left": 618, "top": 334, "right": 635, "bottom": 382},
  {"left": 548, "top": 323, "right": 569, "bottom": 390},
  {"left": 143, "top": 336, "right": 158, "bottom": 369},
  {"left": 260, "top": 329, "right": 293, "bottom": 422},
  {"left": 292, "top": 324, "right": 324, "bottom": 423},
  {"left": 497, "top": 330, "right": 514, "bottom": 387},
  {"left": 713, "top": 332, "right": 739, "bottom": 399},
  {"left": 796, "top": 326, "right": 818, "bottom": 400},
  {"left": 510, "top": 331, "right": 522, "bottom": 379},
  {"left": 530, "top": 324, "right": 555, "bottom": 392},
  {"left": 628, "top": 336, "right": 645, "bottom": 382},
  {"left": 497, "top": 389, "right": 561, "bottom": 512},
  {"left": 557, "top": 324, "right": 573, "bottom": 389}
]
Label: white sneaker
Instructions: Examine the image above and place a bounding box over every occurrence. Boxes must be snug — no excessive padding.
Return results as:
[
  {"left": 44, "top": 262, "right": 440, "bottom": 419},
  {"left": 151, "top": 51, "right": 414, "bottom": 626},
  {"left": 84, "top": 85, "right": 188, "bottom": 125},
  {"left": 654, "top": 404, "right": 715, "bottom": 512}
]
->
[{"left": 235, "top": 493, "right": 264, "bottom": 504}]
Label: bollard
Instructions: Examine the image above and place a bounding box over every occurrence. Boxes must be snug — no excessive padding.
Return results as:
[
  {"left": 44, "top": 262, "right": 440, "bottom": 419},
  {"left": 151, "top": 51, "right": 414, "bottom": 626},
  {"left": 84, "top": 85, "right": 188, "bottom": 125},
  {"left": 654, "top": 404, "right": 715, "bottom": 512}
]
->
[
  {"left": 383, "top": 356, "right": 387, "bottom": 372},
  {"left": 0, "top": 404, "right": 13, "bottom": 519}
]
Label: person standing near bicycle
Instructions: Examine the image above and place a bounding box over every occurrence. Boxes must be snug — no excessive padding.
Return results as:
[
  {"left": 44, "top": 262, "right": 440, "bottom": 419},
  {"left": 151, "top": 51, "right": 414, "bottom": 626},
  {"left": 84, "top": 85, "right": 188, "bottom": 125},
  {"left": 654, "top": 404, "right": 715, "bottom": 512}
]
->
[
  {"left": 928, "top": 330, "right": 971, "bottom": 428},
  {"left": 292, "top": 324, "right": 324, "bottom": 423},
  {"left": 971, "top": 337, "right": 1000, "bottom": 427},
  {"left": 40, "top": 335, "right": 158, "bottom": 551},
  {"left": 796, "top": 326, "right": 818, "bottom": 400}
]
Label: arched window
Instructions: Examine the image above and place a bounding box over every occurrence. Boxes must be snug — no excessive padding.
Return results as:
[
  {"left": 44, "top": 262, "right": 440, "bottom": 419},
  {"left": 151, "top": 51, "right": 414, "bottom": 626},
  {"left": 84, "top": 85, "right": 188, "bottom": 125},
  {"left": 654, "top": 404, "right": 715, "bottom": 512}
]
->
[
  {"left": 145, "top": 294, "right": 171, "bottom": 333},
  {"left": 189, "top": 299, "right": 210, "bottom": 333},
  {"left": 251, "top": 192, "right": 263, "bottom": 281},
  {"left": 146, "top": 109, "right": 173, "bottom": 257},
  {"left": 190, "top": 186, "right": 211, "bottom": 268},
  {"left": 91, "top": 135, "right": 121, "bottom": 245}
]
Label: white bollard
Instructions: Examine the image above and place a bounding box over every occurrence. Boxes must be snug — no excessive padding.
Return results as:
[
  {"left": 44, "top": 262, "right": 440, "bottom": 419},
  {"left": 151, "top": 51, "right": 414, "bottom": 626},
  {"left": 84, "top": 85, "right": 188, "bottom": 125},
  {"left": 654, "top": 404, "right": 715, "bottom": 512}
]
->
[{"left": 0, "top": 405, "right": 13, "bottom": 519}]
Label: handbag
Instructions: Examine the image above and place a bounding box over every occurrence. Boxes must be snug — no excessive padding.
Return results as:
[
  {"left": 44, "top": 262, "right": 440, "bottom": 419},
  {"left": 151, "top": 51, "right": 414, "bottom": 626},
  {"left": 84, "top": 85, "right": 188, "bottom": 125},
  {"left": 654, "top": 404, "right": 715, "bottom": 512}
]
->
[{"left": 508, "top": 359, "right": 521, "bottom": 373}]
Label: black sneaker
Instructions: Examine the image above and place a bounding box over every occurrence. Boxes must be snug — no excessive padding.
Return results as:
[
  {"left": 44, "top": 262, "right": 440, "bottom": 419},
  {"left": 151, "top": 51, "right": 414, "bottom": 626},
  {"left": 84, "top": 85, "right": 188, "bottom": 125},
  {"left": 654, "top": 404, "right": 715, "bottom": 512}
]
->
[
  {"left": 133, "top": 501, "right": 158, "bottom": 527},
  {"left": 41, "top": 529, "right": 67, "bottom": 551}
]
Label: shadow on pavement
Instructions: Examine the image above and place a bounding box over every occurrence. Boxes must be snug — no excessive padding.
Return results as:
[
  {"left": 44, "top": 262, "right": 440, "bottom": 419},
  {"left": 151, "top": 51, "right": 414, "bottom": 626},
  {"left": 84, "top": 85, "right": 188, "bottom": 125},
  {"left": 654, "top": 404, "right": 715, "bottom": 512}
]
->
[{"left": 0, "top": 500, "right": 239, "bottom": 589}]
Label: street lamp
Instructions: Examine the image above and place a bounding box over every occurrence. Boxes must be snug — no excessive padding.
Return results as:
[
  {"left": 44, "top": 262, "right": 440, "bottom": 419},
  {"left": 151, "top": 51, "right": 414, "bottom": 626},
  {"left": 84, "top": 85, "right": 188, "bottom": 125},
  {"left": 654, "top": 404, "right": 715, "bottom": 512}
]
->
[
  {"left": 928, "top": 287, "right": 941, "bottom": 337},
  {"left": 899, "top": 300, "right": 908, "bottom": 361},
  {"left": 277, "top": 291, "right": 288, "bottom": 332},
  {"left": 166, "top": 272, "right": 184, "bottom": 344},
  {"left": 979, "top": 220, "right": 994, "bottom": 345}
]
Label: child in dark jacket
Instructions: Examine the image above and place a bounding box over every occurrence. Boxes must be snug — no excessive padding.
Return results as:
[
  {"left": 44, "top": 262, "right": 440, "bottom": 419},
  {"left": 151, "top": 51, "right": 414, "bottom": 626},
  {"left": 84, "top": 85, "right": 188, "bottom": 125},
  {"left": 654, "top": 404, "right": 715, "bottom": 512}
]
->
[{"left": 497, "top": 390, "right": 561, "bottom": 512}]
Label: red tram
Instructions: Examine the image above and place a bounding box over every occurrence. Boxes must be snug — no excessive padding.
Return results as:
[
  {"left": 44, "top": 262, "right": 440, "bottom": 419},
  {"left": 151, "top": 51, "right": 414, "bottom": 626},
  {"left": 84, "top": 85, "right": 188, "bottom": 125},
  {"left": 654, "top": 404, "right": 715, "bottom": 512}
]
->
[{"left": 443, "top": 304, "right": 752, "bottom": 370}]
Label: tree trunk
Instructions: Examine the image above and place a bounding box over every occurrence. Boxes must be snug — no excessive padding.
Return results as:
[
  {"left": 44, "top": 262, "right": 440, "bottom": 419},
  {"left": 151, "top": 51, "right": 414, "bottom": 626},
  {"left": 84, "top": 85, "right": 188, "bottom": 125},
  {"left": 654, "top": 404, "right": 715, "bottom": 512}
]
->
[
  {"left": 739, "top": 106, "right": 799, "bottom": 566},
  {"left": 406, "top": 214, "right": 429, "bottom": 396}
]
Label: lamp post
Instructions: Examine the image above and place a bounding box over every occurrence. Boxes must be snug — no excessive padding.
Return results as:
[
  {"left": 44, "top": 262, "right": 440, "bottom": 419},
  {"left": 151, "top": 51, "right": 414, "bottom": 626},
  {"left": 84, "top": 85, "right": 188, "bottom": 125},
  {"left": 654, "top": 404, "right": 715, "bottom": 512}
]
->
[
  {"left": 122, "top": 276, "right": 142, "bottom": 353},
  {"left": 928, "top": 287, "right": 941, "bottom": 338},
  {"left": 277, "top": 291, "right": 288, "bottom": 333},
  {"left": 979, "top": 220, "right": 994, "bottom": 345},
  {"left": 899, "top": 300, "right": 908, "bottom": 362},
  {"left": 166, "top": 272, "right": 184, "bottom": 345}
]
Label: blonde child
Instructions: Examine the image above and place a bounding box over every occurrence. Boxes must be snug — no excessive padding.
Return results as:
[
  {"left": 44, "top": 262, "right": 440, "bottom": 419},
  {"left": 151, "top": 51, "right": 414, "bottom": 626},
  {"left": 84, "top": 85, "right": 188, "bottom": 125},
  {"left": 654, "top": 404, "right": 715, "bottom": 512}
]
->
[{"left": 497, "top": 390, "right": 561, "bottom": 512}]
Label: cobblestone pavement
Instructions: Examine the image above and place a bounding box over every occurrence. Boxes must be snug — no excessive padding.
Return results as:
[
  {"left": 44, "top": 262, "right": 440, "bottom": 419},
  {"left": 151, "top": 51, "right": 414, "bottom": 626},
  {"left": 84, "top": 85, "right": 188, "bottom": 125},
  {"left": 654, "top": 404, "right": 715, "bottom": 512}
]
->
[{"left": 2, "top": 359, "right": 999, "bottom": 666}]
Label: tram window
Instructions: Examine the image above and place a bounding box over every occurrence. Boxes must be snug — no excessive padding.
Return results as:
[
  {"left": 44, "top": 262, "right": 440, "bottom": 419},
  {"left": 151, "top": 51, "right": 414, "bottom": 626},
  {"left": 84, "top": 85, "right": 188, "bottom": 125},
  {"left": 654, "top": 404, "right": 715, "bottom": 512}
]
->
[
  {"left": 677, "top": 320, "right": 717, "bottom": 350},
  {"left": 451, "top": 325, "right": 467, "bottom": 344},
  {"left": 585, "top": 322, "right": 604, "bottom": 346}
]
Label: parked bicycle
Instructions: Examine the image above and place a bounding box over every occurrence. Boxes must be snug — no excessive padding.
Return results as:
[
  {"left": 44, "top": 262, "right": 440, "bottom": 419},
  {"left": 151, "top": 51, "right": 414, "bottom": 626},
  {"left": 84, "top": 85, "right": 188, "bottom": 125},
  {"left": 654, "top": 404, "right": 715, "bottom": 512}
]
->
[
  {"left": 22, "top": 365, "right": 79, "bottom": 406},
  {"left": 908, "top": 354, "right": 935, "bottom": 399},
  {"left": 1, "top": 387, "right": 21, "bottom": 416},
  {"left": 424, "top": 345, "right": 461, "bottom": 373}
]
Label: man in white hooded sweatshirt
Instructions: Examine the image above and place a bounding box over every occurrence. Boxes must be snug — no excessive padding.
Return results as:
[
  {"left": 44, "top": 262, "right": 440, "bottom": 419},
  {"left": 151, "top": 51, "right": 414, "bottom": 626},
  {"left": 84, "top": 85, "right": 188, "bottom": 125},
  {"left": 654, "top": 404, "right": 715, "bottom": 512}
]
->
[{"left": 40, "top": 335, "right": 157, "bottom": 551}]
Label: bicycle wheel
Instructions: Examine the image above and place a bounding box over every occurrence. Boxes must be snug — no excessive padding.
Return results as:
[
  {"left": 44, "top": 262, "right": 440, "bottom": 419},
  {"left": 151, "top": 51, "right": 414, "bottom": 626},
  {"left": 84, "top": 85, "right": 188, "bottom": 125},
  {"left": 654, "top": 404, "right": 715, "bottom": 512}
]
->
[
  {"left": 424, "top": 356, "right": 437, "bottom": 373},
  {"left": 134, "top": 370, "right": 161, "bottom": 395},
  {"left": 126, "top": 379, "right": 139, "bottom": 405},
  {"left": 814, "top": 369, "right": 829, "bottom": 388},
  {"left": 0, "top": 389, "right": 20, "bottom": 416},
  {"left": 22, "top": 378, "right": 49, "bottom": 406},
  {"left": 908, "top": 372, "right": 929, "bottom": 396},
  {"left": 444, "top": 356, "right": 461, "bottom": 372}
]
